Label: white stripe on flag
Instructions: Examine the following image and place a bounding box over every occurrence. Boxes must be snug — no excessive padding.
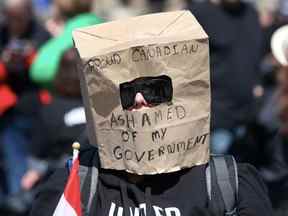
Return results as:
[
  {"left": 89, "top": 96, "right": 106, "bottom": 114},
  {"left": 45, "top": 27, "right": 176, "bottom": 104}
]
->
[{"left": 53, "top": 194, "right": 78, "bottom": 216}]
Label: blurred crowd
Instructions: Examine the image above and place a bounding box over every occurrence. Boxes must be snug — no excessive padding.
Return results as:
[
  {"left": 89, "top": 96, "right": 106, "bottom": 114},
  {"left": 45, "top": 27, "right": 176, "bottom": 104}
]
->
[{"left": 0, "top": 0, "right": 288, "bottom": 215}]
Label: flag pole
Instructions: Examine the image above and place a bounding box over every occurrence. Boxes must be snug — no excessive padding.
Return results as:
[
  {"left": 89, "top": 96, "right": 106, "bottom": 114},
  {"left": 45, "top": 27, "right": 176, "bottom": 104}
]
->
[{"left": 53, "top": 142, "right": 82, "bottom": 216}]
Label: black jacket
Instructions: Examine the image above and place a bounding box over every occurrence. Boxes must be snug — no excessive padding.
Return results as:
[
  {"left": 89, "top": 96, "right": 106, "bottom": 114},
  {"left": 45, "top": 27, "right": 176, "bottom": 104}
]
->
[{"left": 30, "top": 141, "right": 273, "bottom": 216}]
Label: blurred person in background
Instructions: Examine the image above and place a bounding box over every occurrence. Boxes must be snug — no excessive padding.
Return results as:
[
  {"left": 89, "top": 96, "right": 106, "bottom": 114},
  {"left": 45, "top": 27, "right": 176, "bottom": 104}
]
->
[
  {"left": 45, "top": 0, "right": 94, "bottom": 36},
  {"left": 257, "top": 0, "right": 288, "bottom": 75},
  {"left": 240, "top": 0, "right": 288, "bottom": 171},
  {"left": 250, "top": 24, "right": 288, "bottom": 216},
  {"left": 0, "top": 0, "right": 50, "bottom": 212},
  {"left": 189, "top": 0, "right": 263, "bottom": 158},
  {"left": 257, "top": 0, "right": 279, "bottom": 29},
  {"left": 20, "top": 48, "right": 85, "bottom": 199},
  {"left": 30, "top": 0, "right": 102, "bottom": 87},
  {"left": 0, "top": 0, "right": 50, "bottom": 95}
]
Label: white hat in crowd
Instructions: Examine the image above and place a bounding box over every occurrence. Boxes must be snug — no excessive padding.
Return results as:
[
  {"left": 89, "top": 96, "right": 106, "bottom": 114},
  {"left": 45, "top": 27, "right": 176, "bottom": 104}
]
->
[{"left": 271, "top": 25, "right": 288, "bottom": 66}]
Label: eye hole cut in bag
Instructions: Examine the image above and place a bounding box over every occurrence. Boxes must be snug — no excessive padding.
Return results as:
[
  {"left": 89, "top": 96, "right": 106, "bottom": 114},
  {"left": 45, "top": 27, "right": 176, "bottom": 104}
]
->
[{"left": 119, "top": 75, "right": 173, "bottom": 110}]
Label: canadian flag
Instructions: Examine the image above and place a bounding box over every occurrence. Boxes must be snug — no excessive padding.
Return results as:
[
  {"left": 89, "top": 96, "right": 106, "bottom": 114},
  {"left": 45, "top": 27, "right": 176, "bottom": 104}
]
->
[{"left": 53, "top": 145, "right": 82, "bottom": 216}]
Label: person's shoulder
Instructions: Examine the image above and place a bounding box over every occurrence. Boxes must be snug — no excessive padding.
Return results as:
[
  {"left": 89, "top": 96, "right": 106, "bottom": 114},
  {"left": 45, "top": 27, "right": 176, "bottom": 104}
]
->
[
  {"left": 236, "top": 163, "right": 274, "bottom": 216},
  {"left": 237, "top": 163, "right": 268, "bottom": 192}
]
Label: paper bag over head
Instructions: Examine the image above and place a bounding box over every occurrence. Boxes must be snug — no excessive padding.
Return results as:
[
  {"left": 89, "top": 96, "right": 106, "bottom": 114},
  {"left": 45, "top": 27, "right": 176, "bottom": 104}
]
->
[{"left": 73, "top": 10, "right": 211, "bottom": 175}]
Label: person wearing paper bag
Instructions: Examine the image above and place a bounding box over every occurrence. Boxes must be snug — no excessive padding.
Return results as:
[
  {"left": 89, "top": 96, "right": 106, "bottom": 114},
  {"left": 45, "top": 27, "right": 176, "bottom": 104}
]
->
[{"left": 30, "top": 11, "right": 273, "bottom": 216}]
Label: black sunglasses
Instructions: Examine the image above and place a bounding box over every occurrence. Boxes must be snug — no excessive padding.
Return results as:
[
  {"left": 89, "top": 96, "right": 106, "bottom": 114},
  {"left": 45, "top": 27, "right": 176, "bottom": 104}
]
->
[{"left": 119, "top": 75, "right": 173, "bottom": 110}]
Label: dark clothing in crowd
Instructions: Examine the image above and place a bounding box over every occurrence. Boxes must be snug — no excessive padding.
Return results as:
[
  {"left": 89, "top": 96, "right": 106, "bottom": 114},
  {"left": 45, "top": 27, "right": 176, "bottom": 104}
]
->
[
  {"left": 30, "top": 95, "right": 85, "bottom": 160},
  {"left": 190, "top": 2, "right": 262, "bottom": 130},
  {"left": 30, "top": 141, "right": 273, "bottom": 216},
  {"left": 0, "top": 19, "right": 50, "bottom": 95},
  {"left": 16, "top": 91, "right": 85, "bottom": 161}
]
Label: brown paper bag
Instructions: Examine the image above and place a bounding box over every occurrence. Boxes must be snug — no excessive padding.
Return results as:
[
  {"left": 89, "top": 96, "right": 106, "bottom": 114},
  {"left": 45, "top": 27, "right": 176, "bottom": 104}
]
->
[{"left": 73, "top": 10, "right": 210, "bottom": 174}]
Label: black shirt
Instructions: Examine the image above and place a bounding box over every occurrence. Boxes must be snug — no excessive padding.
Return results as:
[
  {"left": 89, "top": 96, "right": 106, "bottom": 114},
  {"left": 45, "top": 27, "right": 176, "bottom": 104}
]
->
[{"left": 30, "top": 145, "right": 273, "bottom": 216}]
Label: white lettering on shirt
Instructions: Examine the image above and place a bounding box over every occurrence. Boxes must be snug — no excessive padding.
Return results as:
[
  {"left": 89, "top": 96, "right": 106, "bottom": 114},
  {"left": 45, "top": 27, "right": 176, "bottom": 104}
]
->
[{"left": 108, "top": 202, "right": 181, "bottom": 216}]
